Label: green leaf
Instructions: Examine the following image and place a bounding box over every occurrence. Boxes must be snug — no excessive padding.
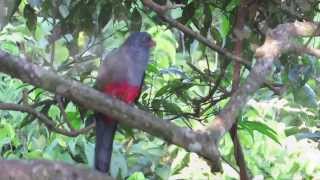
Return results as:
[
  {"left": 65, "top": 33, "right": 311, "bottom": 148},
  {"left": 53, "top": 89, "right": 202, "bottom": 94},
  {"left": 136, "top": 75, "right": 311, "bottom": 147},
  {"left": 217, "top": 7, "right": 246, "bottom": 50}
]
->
[
  {"left": 293, "top": 84, "right": 318, "bottom": 108},
  {"left": 240, "top": 121, "right": 280, "bottom": 144},
  {"left": 0, "top": 122, "right": 15, "bottom": 140},
  {"left": 219, "top": 14, "right": 230, "bottom": 39},
  {"left": 127, "top": 172, "right": 146, "bottom": 180},
  {"left": 172, "top": 152, "right": 190, "bottom": 175},
  {"left": 67, "top": 111, "right": 81, "bottom": 129},
  {"left": 25, "top": 149, "right": 43, "bottom": 159},
  {"left": 110, "top": 152, "right": 128, "bottom": 178},
  {"left": 98, "top": 2, "right": 112, "bottom": 29},
  {"left": 178, "top": 2, "right": 196, "bottom": 24},
  {"left": 155, "top": 85, "right": 171, "bottom": 97},
  {"left": 0, "top": 41, "right": 19, "bottom": 55},
  {"left": 155, "top": 165, "right": 170, "bottom": 180},
  {"left": 285, "top": 127, "right": 307, "bottom": 136},
  {"left": 54, "top": 40, "right": 69, "bottom": 63},
  {"left": 58, "top": 4, "right": 69, "bottom": 18},
  {"left": 84, "top": 142, "right": 95, "bottom": 166},
  {"left": 162, "top": 101, "right": 183, "bottom": 114},
  {"left": 129, "top": 8, "right": 142, "bottom": 32},
  {"left": 68, "top": 139, "right": 77, "bottom": 156},
  {"left": 23, "top": 4, "right": 37, "bottom": 33},
  {"left": 201, "top": 5, "right": 212, "bottom": 36},
  {"left": 226, "top": 0, "right": 240, "bottom": 11}
]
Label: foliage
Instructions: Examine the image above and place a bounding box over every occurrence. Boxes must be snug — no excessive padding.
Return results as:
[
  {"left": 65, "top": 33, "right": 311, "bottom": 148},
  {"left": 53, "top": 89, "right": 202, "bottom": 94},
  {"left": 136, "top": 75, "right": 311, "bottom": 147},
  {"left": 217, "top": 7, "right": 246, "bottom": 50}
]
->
[{"left": 0, "top": 0, "right": 319, "bottom": 179}]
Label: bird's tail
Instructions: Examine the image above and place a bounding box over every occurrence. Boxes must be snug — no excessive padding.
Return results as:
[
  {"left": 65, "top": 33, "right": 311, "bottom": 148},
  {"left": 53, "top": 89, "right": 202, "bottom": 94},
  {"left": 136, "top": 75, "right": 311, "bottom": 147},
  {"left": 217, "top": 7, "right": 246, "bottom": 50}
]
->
[{"left": 94, "top": 114, "right": 117, "bottom": 173}]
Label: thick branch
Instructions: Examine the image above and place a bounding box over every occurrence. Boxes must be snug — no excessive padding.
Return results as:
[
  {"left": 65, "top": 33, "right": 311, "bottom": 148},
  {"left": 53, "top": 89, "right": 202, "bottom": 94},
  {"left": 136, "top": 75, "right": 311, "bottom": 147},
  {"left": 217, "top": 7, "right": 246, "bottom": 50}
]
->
[
  {"left": 209, "top": 21, "right": 320, "bottom": 140},
  {"left": 0, "top": 51, "right": 222, "bottom": 172},
  {"left": 0, "top": 160, "right": 111, "bottom": 180}
]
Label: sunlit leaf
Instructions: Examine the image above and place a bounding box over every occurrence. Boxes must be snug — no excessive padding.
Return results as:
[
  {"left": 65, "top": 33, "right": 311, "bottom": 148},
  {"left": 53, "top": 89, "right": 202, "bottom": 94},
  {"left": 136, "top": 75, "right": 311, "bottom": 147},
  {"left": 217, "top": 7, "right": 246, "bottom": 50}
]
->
[
  {"left": 84, "top": 142, "right": 94, "bottom": 166},
  {"left": 226, "top": 0, "right": 240, "bottom": 11},
  {"left": 172, "top": 153, "right": 190, "bottom": 175},
  {"left": 239, "top": 121, "right": 280, "bottom": 144},
  {"left": 162, "top": 101, "right": 183, "bottom": 114},
  {"left": 67, "top": 111, "right": 81, "bottom": 129},
  {"left": 0, "top": 41, "right": 19, "bottom": 55},
  {"left": 127, "top": 172, "right": 146, "bottom": 180},
  {"left": 110, "top": 152, "right": 128, "bottom": 178}
]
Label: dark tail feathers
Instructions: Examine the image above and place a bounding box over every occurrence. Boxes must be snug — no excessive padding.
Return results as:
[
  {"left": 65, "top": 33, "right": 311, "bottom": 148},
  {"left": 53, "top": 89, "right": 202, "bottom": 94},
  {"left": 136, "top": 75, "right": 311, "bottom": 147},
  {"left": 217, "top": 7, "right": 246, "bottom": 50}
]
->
[{"left": 94, "top": 114, "right": 117, "bottom": 173}]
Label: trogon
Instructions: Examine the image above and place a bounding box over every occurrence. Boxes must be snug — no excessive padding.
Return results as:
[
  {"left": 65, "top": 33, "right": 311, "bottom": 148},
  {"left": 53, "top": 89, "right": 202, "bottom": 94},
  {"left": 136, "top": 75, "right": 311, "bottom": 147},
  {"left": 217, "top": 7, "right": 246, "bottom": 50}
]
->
[{"left": 94, "top": 32, "right": 155, "bottom": 173}]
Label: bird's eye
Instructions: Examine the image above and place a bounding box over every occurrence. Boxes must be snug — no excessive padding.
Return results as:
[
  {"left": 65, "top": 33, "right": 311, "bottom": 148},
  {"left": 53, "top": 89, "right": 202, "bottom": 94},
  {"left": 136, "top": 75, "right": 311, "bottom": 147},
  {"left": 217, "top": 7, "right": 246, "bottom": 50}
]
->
[{"left": 144, "top": 36, "right": 150, "bottom": 42}]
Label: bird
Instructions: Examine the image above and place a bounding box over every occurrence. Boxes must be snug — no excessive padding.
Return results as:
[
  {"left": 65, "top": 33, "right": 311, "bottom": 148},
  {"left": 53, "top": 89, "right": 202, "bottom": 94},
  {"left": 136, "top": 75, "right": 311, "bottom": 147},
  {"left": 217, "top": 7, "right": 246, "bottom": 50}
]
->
[{"left": 94, "top": 32, "right": 155, "bottom": 173}]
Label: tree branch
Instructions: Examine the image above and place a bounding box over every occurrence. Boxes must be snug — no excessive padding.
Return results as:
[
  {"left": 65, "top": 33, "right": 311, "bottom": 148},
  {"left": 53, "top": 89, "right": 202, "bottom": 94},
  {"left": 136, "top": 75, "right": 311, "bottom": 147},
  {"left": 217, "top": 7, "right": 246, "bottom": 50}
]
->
[
  {"left": 0, "top": 102, "right": 95, "bottom": 137},
  {"left": 0, "top": 51, "right": 222, "bottom": 172},
  {"left": 208, "top": 21, "right": 320, "bottom": 140},
  {"left": 230, "top": 0, "right": 250, "bottom": 179},
  {"left": 0, "top": 160, "right": 112, "bottom": 180}
]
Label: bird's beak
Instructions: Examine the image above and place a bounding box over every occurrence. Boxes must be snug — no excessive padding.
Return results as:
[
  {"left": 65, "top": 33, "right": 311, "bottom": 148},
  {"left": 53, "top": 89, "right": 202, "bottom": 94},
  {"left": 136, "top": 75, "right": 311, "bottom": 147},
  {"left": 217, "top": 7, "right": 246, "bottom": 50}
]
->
[{"left": 148, "top": 39, "right": 156, "bottom": 48}]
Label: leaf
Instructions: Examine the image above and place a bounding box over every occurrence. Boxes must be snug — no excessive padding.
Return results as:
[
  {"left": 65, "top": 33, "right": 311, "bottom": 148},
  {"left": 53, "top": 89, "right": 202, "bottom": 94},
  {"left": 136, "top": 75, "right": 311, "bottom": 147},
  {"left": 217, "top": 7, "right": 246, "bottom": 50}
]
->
[
  {"left": 25, "top": 149, "right": 43, "bottom": 159},
  {"left": 178, "top": 2, "right": 195, "bottom": 24},
  {"left": 54, "top": 40, "right": 70, "bottom": 62},
  {"left": 129, "top": 8, "right": 142, "bottom": 32},
  {"left": 155, "top": 165, "right": 170, "bottom": 180},
  {"left": 226, "top": 0, "right": 240, "bottom": 11},
  {"left": 160, "top": 67, "right": 189, "bottom": 79},
  {"left": 295, "top": 131, "right": 320, "bottom": 141},
  {"left": 201, "top": 5, "right": 212, "bottom": 36},
  {"left": 23, "top": 4, "right": 37, "bottom": 33},
  {"left": 239, "top": 120, "right": 280, "bottom": 144},
  {"left": 33, "top": 88, "right": 45, "bottom": 101},
  {"left": 219, "top": 14, "right": 230, "bottom": 40},
  {"left": 0, "top": 0, "right": 22, "bottom": 30},
  {"left": 98, "top": 2, "right": 112, "bottom": 29},
  {"left": 147, "top": 64, "right": 159, "bottom": 73},
  {"left": 155, "top": 85, "right": 171, "bottom": 98},
  {"left": 0, "top": 122, "right": 15, "bottom": 140},
  {"left": 84, "top": 142, "right": 95, "bottom": 166},
  {"left": 59, "top": 4, "right": 69, "bottom": 18},
  {"left": 172, "top": 152, "right": 190, "bottom": 175},
  {"left": 28, "top": 0, "right": 42, "bottom": 7},
  {"left": 162, "top": 101, "right": 183, "bottom": 114},
  {"left": 68, "top": 139, "right": 77, "bottom": 156},
  {"left": 293, "top": 84, "right": 318, "bottom": 108},
  {"left": 151, "top": 99, "right": 162, "bottom": 111},
  {"left": 110, "top": 152, "right": 128, "bottom": 178},
  {"left": 284, "top": 126, "right": 309, "bottom": 136},
  {"left": 0, "top": 41, "right": 19, "bottom": 55},
  {"left": 67, "top": 111, "right": 81, "bottom": 129},
  {"left": 127, "top": 172, "right": 146, "bottom": 180}
]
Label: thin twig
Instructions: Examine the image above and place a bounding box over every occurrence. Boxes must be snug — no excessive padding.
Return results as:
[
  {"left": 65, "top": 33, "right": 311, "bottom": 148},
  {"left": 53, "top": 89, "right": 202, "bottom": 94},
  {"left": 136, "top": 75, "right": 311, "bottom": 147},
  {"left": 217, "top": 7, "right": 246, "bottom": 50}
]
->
[
  {"left": 141, "top": 0, "right": 251, "bottom": 67},
  {"left": 56, "top": 95, "right": 75, "bottom": 131},
  {"left": 0, "top": 103, "right": 94, "bottom": 137}
]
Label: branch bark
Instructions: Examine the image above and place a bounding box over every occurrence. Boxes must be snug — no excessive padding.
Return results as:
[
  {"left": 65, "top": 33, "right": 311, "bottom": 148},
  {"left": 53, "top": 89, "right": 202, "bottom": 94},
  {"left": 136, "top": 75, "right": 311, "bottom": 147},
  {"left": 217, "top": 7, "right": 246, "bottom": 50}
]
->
[
  {"left": 0, "top": 51, "right": 222, "bottom": 172},
  {"left": 208, "top": 21, "right": 320, "bottom": 140},
  {"left": 230, "top": 0, "right": 250, "bottom": 179},
  {"left": 0, "top": 160, "right": 112, "bottom": 180}
]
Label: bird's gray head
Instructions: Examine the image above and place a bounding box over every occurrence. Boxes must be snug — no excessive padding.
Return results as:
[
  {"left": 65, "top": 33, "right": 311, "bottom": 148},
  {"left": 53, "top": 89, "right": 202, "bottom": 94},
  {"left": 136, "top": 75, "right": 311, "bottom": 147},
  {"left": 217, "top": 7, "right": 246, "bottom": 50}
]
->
[{"left": 123, "top": 32, "right": 156, "bottom": 49}]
